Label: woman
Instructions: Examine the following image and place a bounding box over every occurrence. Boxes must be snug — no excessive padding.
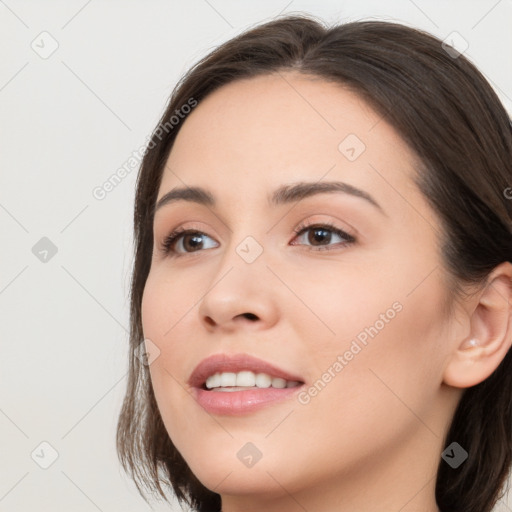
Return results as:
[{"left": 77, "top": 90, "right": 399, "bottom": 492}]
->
[{"left": 116, "top": 14, "right": 512, "bottom": 512}]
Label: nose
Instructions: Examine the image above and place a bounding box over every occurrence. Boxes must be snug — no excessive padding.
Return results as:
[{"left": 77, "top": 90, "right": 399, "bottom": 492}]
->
[{"left": 197, "top": 242, "right": 279, "bottom": 333}]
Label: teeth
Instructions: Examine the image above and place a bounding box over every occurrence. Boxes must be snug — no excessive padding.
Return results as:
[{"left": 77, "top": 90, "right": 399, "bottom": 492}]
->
[
  {"left": 255, "top": 373, "right": 271, "bottom": 388},
  {"left": 237, "top": 371, "right": 255, "bottom": 387},
  {"left": 205, "top": 371, "right": 301, "bottom": 390},
  {"left": 220, "top": 372, "right": 237, "bottom": 387}
]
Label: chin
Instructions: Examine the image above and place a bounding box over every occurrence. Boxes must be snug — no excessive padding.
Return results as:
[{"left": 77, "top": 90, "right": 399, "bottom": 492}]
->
[
  {"left": 176, "top": 439, "right": 294, "bottom": 496},
  {"left": 193, "top": 465, "right": 291, "bottom": 498}
]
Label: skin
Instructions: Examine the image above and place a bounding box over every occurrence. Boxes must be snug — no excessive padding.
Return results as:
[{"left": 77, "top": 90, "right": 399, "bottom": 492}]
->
[{"left": 141, "top": 72, "right": 512, "bottom": 512}]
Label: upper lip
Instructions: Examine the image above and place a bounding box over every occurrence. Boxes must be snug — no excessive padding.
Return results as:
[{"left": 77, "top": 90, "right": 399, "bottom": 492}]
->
[{"left": 188, "top": 353, "right": 305, "bottom": 389}]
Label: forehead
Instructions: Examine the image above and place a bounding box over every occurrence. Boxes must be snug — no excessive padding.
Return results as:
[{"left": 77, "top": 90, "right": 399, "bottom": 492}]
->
[{"left": 159, "top": 72, "right": 419, "bottom": 213}]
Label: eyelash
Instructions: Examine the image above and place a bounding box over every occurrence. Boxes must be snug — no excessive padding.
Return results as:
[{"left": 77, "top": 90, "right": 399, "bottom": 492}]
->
[
  {"left": 292, "top": 220, "right": 356, "bottom": 250},
  {"left": 159, "top": 221, "right": 356, "bottom": 257}
]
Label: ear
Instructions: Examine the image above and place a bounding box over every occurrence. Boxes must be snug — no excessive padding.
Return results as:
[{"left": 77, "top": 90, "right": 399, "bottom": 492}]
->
[{"left": 443, "top": 262, "right": 512, "bottom": 388}]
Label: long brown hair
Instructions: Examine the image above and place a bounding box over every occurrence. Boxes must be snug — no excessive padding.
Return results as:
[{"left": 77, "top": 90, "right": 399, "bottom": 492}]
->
[{"left": 116, "top": 14, "right": 512, "bottom": 512}]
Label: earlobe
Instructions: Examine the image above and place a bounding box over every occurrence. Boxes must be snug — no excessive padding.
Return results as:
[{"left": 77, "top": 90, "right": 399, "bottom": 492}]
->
[
  {"left": 443, "top": 263, "right": 512, "bottom": 389},
  {"left": 460, "top": 337, "right": 480, "bottom": 349}
]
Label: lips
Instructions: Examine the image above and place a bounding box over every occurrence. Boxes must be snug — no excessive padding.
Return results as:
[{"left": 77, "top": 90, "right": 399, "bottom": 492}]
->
[
  {"left": 188, "top": 353, "right": 305, "bottom": 389},
  {"left": 189, "top": 353, "right": 306, "bottom": 415}
]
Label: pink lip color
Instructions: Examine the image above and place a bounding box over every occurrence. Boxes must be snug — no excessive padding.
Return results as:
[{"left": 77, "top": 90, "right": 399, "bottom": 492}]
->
[
  {"left": 188, "top": 353, "right": 305, "bottom": 415},
  {"left": 193, "top": 386, "right": 303, "bottom": 415}
]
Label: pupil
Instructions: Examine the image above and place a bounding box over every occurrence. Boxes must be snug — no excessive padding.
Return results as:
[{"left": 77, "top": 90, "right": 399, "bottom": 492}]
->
[
  {"left": 309, "top": 228, "right": 331, "bottom": 245},
  {"left": 184, "top": 233, "right": 203, "bottom": 251}
]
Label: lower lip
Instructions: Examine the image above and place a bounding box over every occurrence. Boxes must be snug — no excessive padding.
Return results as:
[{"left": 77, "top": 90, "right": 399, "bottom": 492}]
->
[{"left": 193, "top": 386, "right": 304, "bottom": 415}]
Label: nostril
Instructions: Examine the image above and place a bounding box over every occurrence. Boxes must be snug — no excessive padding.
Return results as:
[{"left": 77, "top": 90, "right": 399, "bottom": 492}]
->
[
  {"left": 204, "top": 316, "right": 216, "bottom": 327},
  {"left": 242, "top": 313, "right": 258, "bottom": 321}
]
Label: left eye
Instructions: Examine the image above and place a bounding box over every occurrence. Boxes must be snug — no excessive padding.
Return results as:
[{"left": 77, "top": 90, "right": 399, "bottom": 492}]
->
[{"left": 292, "top": 224, "right": 355, "bottom": 249}]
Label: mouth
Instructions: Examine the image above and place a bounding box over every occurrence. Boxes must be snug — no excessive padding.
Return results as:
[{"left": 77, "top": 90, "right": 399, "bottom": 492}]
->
[
  {"left": 189, "top": 353, "right": 305, "bottom": 415},
  {"left": 201, "top": 370, "right": 303, "bottom": 391},
  {"left": 189, "top": 352, "right": 305, "bottom": 389}
]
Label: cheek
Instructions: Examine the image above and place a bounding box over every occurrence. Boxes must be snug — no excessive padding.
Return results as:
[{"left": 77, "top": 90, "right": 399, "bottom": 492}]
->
[
  {"left": 277, "top": 260, "right": 403, "bottom": 363},
  {"left": 141, "top": 270, "right": 200, "bottom": 379},
  {"left": 140, "top": 268, "right": 205, "bottom": 427},
  {"left": 140, "top": 273, "right": 187, "bottom": 411},
  {"left": 290, "top": 260, "right": 449, "bottom": 420},
  {"left": 281, "top": 285, "right": 449, "bottom": 480},
  {"left": 141, "top": 266, "right": 199, "bottom": 342}
]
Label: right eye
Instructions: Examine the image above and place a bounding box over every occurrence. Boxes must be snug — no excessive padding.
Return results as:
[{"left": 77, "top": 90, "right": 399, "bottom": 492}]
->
[{"left": 160, "top": 228, "right": 219, "bottom": 256}]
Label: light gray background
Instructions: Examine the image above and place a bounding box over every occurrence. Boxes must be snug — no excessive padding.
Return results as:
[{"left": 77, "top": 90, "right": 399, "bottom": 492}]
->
[{"left": 1, "top": 1, "right": 511, "bottom": 511}]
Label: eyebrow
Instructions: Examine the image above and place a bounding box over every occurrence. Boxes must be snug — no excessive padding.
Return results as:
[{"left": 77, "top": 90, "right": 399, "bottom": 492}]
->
[{"left": 154, "top": 181, "right": 385, "bottom": 215}]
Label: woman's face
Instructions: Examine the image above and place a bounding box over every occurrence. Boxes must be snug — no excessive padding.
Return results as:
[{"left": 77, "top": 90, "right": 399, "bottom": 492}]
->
[{"left": 141, "top": 72, "right": 462, "bottom": 510}]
